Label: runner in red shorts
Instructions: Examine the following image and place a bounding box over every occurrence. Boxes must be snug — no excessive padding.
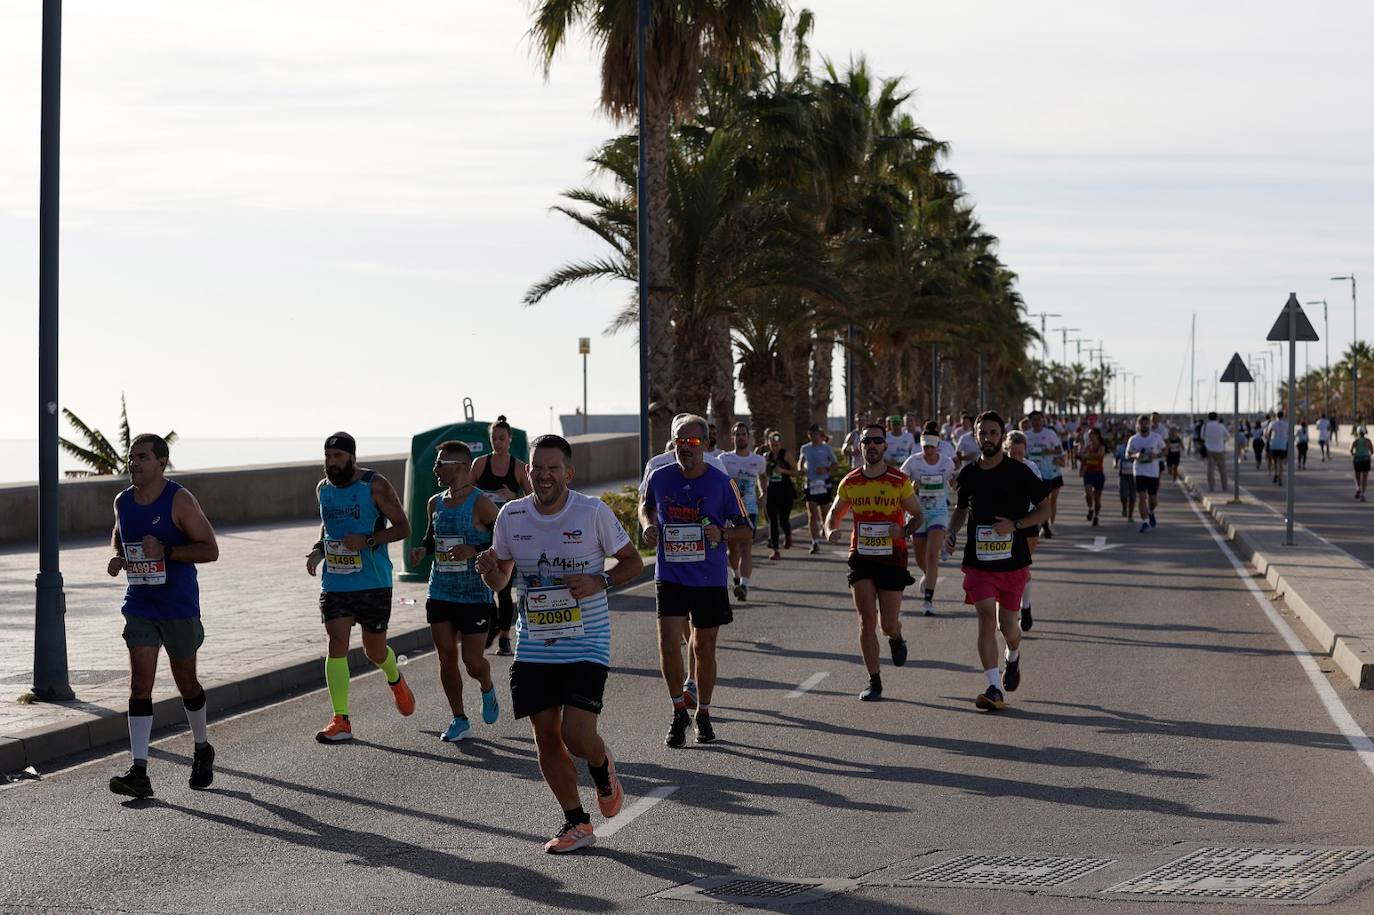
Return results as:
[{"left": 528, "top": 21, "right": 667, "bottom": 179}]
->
[{"left": 946, "top": 411, "right": 1051, "bottom": 711}]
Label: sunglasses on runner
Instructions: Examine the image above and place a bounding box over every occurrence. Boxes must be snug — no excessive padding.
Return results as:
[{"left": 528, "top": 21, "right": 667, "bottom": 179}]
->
[
  {"left": 675, "top": 436, "right": 704, "bottom": 448},
  {"left": 861, "top": 436, "right": 886, "bottom": 445},
  {"left": 434, "top": 459, "right": 470, "bottom": 468}
]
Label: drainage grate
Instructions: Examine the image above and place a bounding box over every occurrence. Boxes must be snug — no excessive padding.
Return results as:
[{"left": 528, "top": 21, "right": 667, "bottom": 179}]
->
[
  {"left": 655, "top": 876, "right": 856, "bottom": 908},
  {"left": 891, "top": 855, "right": 1116, "bottom": 890},
  {"left": 1107, "top": 847, "right": 1374, "bottom": 900}
]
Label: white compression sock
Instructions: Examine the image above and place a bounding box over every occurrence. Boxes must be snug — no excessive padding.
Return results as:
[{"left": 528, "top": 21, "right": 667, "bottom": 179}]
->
[
  {"left": 129, "top": 716, "right": 152, "bottom": 764},
  {"left": 984, "top": 668, "right": 1002, "bottom": 690},
  {"left": 740, "top": 576, "right": 749, "bottom": 586},
  {"left": 183, "top": 689, "right": 209, "bottom": 745},
  {"left": 1020, "top": 581, "right": 1032, "bottom": 610},
  {"left": 1006, "top": 648, "right": 1020, "bottom": 663}
]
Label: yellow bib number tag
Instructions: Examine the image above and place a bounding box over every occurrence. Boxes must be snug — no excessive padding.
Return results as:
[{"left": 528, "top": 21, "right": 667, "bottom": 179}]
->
[
  {"left": 975, "top": 525, "right": 1013, "bottom": 562},
  {"left": 857, "top": 521, "right": 893, "bottom": 556},
  {"left": 525, "top": 586, "right": 585, "bottom": 639},
  {"left": 433, "top": 536, "right": 467, "bottom": 573},
  {"left": 324, "top": 540, "right": 361, "bottom": 575}
]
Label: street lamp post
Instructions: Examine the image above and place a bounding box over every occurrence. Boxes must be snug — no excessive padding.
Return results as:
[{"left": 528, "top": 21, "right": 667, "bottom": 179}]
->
[
  {"left": 34, "top": 0, "right": 73, "bottom": 700},
  {"left": 1053, "top": 326, "right": 1081, "bottom": 368},
  {"left": 1027, "top": 312, "right": 1062, "bottom": 361},
  {"left": 1332, "top": 274, "right": 1358, "bottom": 419},
  {"left": 578, "top": 337, "right": 590, "bottom": 435},
  {"left": 634, "top": 0, "right": 650, "bottom": 471}
]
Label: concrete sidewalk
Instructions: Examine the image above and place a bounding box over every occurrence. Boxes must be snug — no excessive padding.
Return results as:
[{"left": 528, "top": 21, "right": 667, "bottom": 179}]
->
[
  {"left": 1, "top": 478, "right": 647, "bottom": 776},
  {"left": 1180, "top": 455, "right": 1374, "bottom": 690}
]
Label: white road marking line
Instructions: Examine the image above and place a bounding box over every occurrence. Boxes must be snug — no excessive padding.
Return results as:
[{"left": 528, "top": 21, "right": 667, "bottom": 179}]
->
[
  {"left": 1182, "top": 487, "right": 1374, "bottom": 780},
  {"left": 598, "top": 785, "right": 677, "bottom": 838},
  {"left": 785, "top": 672, "right": 829, "bottom": 698}
]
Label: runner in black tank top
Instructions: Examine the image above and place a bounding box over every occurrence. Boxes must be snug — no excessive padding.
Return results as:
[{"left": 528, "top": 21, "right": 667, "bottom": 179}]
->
[{"left": 470, "top": 416, "right": 531, "bottom": 654}]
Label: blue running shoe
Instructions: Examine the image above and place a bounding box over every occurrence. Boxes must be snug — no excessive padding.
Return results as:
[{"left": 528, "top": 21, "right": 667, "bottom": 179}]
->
[
  {"left": 1148, "top": 513, "right": 1157, "bottom": 528},
  {"left": 1139, "top": 522, "right": 1149, "bottom": 533},
  {"left": 481, "top": 687, "right": 500, "bottom": 725},
  {"left": 441, "top": 715, "right": 471, "bottom": 742}
]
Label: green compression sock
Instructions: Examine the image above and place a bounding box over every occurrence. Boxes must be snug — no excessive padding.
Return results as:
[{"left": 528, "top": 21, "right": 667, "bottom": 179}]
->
[
  {"left": 325, "top": 656, "right": 350, "bottom": 716},
  {"left": 376, "top": 645, "right": 401, "bottom": 684}
]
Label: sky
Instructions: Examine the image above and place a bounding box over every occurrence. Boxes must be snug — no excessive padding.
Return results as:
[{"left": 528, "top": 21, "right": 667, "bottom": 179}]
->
[{"left": 2, "top": 0, "right": 1372, "bottom": 451}]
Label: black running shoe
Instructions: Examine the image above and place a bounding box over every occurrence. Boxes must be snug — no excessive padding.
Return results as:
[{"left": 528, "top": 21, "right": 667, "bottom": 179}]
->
[
  {"left": 1042, "top": 522, "right": 1053, "bottom": 539},
  {"left": 694, "top": 712, "right": 716, "bottom": 744},
  {"left": 109, "top": 766, "right": 153, "bottom": 799},
  {"left": 1092, "top": 513, "right": 1099, "bottom": 527},
  {"left": 975, "top": 686, "right": 1006, "bottom": 711},
  {"left": 1020, "top": 606, "right": 1033, "bottom": 631},
  {"left": 1087, "top": 510, "right": 1093, "bottom": 521},
  {"left": 889, "top": 637, "right": 908, "bottom": 667},
  {"left": 496, "top": 637, "right": 513, "bottom": 657},
  {"left": 665, "top": 709, "right": 691, "bottom": 748},
  {"left": 860, "top": 679, "right": 883, "bottom": 701},
  {"left": 1004, "top": 657, "right": 1021, "bottom": 692},
  {"left": 733, "top": 581, "right": 746, "bottom": 601},
  {"left": 189, "top": 743, "right": 215, "bottom": 790}
]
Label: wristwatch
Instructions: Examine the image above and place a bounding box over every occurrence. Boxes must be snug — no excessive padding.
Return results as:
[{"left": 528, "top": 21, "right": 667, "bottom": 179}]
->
[
  {"left": 366, "top": 535, "right": 377, "bottom": 550},
  {"left": 600, "top": 571, "right": 613, "bottom": 591}
]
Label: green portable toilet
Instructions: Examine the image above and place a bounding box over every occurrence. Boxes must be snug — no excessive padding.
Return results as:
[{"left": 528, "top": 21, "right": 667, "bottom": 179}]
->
[{"left": 398, "top": 400, "right": 529, "bottom": 582}]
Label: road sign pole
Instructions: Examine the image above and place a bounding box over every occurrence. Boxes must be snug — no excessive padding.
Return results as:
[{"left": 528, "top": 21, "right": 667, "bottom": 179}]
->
[
  {"left": 1233, "top": 381, "right": 1241, "bottom": 503},
  {"left": 1286, "top": 306, "right": 1297, "bottom": 545}
]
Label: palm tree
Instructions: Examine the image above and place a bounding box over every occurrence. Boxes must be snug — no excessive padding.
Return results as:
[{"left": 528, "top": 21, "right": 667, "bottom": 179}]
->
[
  {"left": 528, "top": 0, "right": 782, "bottom": 446},
  {"left": 59, "top": 394, "right": 177, "bottom": 478}
]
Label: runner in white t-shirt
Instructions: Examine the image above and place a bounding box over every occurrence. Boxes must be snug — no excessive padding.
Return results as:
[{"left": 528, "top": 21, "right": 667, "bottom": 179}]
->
[
  {"left": 1318, "top": 414, "right": 1332, "bottom": 462},
  {"left": 477, "top": 434, "right": 644, "bottom": 855},
  {"left": 718, "top": 422, "right": 767, "bottom": 602},
  {"left": 900, "top": 430, "right": 957, "bottom": 615},
  {"left": 1126, "top": 415, "right": 1166, "bottom": 533},
  {"left": 1025, "top": 411, "right": 1065, "bottom": 538},
  {"left": 885, "top": 415, "right": 916, "bottom": 467}
]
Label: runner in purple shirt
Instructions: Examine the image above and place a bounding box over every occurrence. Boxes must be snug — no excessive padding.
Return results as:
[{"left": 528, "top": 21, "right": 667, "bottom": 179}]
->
[{"left": 640, "top": 413, "right": 753, "bottom": 748}]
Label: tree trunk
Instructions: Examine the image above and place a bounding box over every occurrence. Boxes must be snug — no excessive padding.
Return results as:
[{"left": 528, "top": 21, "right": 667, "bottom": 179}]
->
[
  {"left": 671, "top": 320, "right": 713, "bottom": 423},
  {"left": 789, "top": 337, "right": 812, "bottom": 450},
  {"left": 739, "top": 355, "right": 786, "bottom": 447},
  {"left": 708, "top": 312, "right": 735, "bottom": 433},
  {"left": 810, "top": 330, "right": 834, "bottom": 433},
  {"left": 644, "top": 101, "right": 675, "bottom": 450}
]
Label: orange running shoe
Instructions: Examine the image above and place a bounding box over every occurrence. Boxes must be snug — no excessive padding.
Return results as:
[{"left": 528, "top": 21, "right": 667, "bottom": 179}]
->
[
  {"left": 544, "top": 820, "right": 596, "bottom": 854},
  {"left": 390, "top": 674, "right": 416, "bottom": 716},
  {"left": 596, "top": 751, "right": 624, "bottom": 818},
  {"left": 315, "top": 714, "right": 352, "bottom": 743}
]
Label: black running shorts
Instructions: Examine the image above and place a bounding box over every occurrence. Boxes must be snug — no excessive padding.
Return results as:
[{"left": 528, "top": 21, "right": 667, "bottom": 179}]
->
[
  {"left": 655, "top": 581, "right": 734, "bottom": 628},
  {"left": 510, "top": 661, "right": 609, "bottom": 719},
  {"left": 425, "top": 599, "right": 493, "bottom": 635},
  {"left": 1135, "top": 476, "right": 1161, "bottom": 496},
  {"left": 320, "top": 588, "right": 392, "bottom": 633},
  {"left": 846, "top": 555, "right": 916, "bottom": 592}
]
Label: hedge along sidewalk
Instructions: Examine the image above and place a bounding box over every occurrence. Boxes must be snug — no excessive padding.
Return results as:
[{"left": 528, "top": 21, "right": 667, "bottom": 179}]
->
[
  {"left": 1178, "top": 462, "right": 1374, "bottom": 690},
  {"left": 0, "top": 516, "right": 657, "bottom": 777}
]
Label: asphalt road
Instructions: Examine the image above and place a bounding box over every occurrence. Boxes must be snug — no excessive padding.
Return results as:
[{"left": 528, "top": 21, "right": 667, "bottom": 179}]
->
[{"left": 3, "top": 480, "right": 1374, "bottom": 914}]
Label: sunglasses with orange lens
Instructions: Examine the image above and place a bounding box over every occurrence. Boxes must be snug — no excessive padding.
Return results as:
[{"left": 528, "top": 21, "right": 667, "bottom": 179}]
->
[{"left": 675, "top": 436, "right": 704, "bottom": 448}]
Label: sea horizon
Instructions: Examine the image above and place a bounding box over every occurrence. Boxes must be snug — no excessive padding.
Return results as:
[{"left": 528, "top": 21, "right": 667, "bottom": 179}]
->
[{"left": 0, "top": 437, "right": 414, "bottom": 485}]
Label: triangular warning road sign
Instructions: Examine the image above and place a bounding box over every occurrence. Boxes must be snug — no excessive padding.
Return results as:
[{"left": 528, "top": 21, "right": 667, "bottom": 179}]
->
[
  {"left": 1219, "top": 352, "right": 1253, "bottom": 384},
  {"left": 1266, "top": 293, "right": 1320, "bottom": 342}
]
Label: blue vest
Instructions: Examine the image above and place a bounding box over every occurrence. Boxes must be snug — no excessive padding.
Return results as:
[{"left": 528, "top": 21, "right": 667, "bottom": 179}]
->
[
  {"left": 116, "top": 480, "right": 199, "bottom": 620},
  {"left": 427, "top": 489, "right": 493, "bottom": 604},
  {"left": 318, "top": 471, "right": 393, "bottom": 592}
]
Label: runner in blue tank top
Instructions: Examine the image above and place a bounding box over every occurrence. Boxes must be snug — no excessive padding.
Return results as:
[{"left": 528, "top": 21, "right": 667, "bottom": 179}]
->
[
  {"left": 408, "top": 440, "right": 501, "bottom": 742},
  {"left": 304, "top": 432, "right": 413, "bottom": 743},
  {"left": 640, "top": 413, "right": 754, "bottom": 748},
  {"left": 105, "top": 434, "right": 220, "bottom": 800}
]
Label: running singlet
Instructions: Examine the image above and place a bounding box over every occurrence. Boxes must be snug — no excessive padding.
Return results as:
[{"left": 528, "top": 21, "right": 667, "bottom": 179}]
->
[
  {"left": 1080, "top": 450, "right": 1106, "bottom": 474},
  {"left": 490, "top": 490, "right": 631, "bottom": 666},
  {"left": 318, "top": 471, "right": 393, "bottom": 593},
  {"left": 116, "top": 481, "right": 199, "bottom": 620},
  {"left": 475, "top": 453, "right": 523, "bottom": 507},
  {"left": 955, "top": 458, "right": 1049, "bottom": 572},
  {"left": 643, "top": 463, "right": 751, "bottom": 588},
  {"left": 427, "top": 489, "right": 493, "bottom": 604},
  {"left": 836, "top": 467, "right": 914, "bottom": 566},
  {"left": 1126, "top": 433, "right": 1165, "bottom": 479},
  {"left": 800, "top": 443, "right": 838, "bottom": 495},
  {"left": 718, "top": 451, "right": 766, "bottom": 514},
  {"left": 1025, "top": 427, "right": 1062, "bottom": 480},
  {"left": 1269, "top": 420, "right": 1290, "bottom": 450},
  {"left": 899, "top": 453, "right": 956, "bottom": 518},
  {"left": 1354, "top": 437, "right": 1372, "bottom": 459}
]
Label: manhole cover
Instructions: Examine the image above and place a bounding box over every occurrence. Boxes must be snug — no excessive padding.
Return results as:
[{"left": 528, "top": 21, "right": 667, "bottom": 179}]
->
[
  {"left": 655, "top": 876, "right": 856, "bottom": 908},
  {"left": 3, "top": 669, "right": 125, "bottom": 687},
  {"left": 890, "top": 855, "right": 1115, "bottom": 890},
  {"left": 1107, "top": 847, "right": 1374, "bottom": 900}
]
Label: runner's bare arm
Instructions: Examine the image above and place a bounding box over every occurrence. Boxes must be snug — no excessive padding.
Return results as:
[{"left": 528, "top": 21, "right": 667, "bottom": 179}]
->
[
  {"left": 947, "top": 506, "right": 969, "bottom": 548},
  {"left": 899, "top": 492, "right": 924, "bottom": 537},
  {"left": 475, "top": 550, "right": 514, "bottom": 591},
  {"left": 409, "top": 493, "right": 441, "bottom": 566},
  {"left": 824, "top": 496, "right": 850, "bottom": 543},
  {"left": 638, "top": 493, "right": 659, "bottom": 548},
  {"left": 515, "top": 459, "right": 533, "bottom": 496},
  {"left": 1009, "top": 496, "right": 1052, "bottom": 534},
  {"left": 107, "top": 501, "right": 124, "bottom": 576},
  {"left": 361, "top": 474, "right": 411, "bottom": 549},
  {"left": 160, "top": 488, "right": 219, "bottom": 563}
]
